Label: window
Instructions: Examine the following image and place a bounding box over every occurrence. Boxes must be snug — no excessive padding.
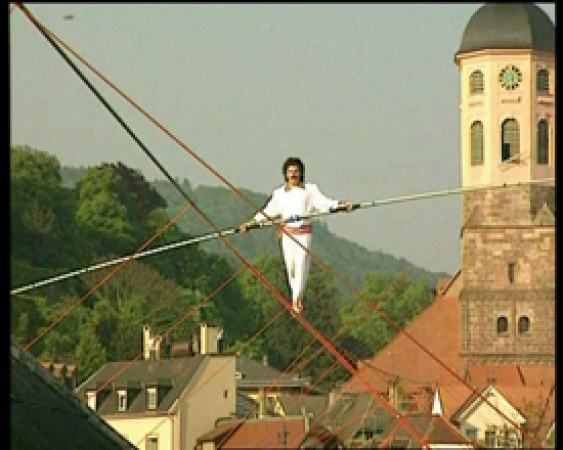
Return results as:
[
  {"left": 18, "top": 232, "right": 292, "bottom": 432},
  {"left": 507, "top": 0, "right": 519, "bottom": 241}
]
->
[
  {"left": 147, "top": 387, "right": 157, "bottom": 410},
  {"left": 353, "top": 428, "right": 375, "bottom": 440},
  {"left": 518, "top": 316, "right": 530, "bottom": 334},
  {"left": 537, "top": 120, "right": 549, "bottom": 164},
  {"left": 117, "top": 389, "right": 128, "bottom": 412},
  {"left": 485, "top": 429, "right": 497, "bottom": 447},
  {"left": 86, "top": 391, "right": 97, "bottom": 410},
  {"left": 508, "top": 263, "right": 516, "bottom": 284},
  {"left": 470, "top": 70, "right": 484, "bottom": 94},
  {"left": 506, "top": 429, "right": 520, "bottom": 447},
  {"left": 501, "top": 118, "right": 519, "bottom": 163},
  {"left": 471, "top": 121, "right": 484, "bottom": 165},
  {"left": 536, "top": 69, "right": 549, "bottom": 94},
  {"left": 465, "top": 427, "right": 478, "bottom": 441},
  {"left": 146, "top": 436, "right": 158, "bottom": 450},
  {"left": 497, "top": 316, "right": 508, "bottom": 334}
]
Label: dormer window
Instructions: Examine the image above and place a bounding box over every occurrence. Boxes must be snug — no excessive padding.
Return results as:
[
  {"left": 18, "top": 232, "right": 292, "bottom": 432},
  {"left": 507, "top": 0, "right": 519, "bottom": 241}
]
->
[
  {"left": 117, "top": 389, "right": 128, "bottom": 412},
  {"left": 86, "top": 391, "right": 97, "bottom": 410},
  {"left": 147, "top": 387, "right": 158, "bottom": 410},
  {"left": 86, "top": 385, "right": 110, "bottom": 411},
  {"left": 145, "top": 379, "right": 172, "bottom": 411}
]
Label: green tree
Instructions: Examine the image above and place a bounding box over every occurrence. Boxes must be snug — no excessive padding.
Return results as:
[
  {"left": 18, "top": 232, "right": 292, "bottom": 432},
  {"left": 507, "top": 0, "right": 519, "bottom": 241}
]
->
[
  {"left": 75, "top": 323, "right": 107, "bottom": 383},
  {"left": 10, "top": 145, "right": 80, "bottom": 270},
  {"left": 37, "top": 295, "right": 90, "bottom": 362},
  {"left": 81, "top": 260, "right": 200, "bottom": 360},
  {"left": 75, "top": 165, "right": 136, "bottom": 253},
  {"left": 10, "top": 293, "right": 47, "bottom": 349},
  {"left": 340, "top": 271, "right": 433, "bottom": 356}
]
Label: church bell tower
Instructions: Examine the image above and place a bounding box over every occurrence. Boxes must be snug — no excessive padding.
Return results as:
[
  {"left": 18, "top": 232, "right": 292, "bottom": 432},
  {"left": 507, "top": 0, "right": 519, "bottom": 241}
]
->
[{"left": 454, "top": 4, "right": 555, "bottom": 365}]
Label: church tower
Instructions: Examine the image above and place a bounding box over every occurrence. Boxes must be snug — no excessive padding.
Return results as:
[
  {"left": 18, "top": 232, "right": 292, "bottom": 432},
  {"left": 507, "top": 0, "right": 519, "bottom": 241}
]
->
[{"left": 454, "top": 4, "right": 555, "bottom": 365}]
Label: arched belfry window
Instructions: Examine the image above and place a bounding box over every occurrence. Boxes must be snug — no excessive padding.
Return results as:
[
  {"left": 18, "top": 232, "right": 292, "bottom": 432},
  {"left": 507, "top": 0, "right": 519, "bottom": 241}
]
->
[
  {"left": 536, "top": 69, "right": 549, "bottom": 94},
  {"left": 537, "top": 120, "right": 549, "bottom": 165},
  {"left": 501, "top": 119, "right": 519, "bottom": 163},
  {"left": 471, "top": 121, "right": 484, "bottom": 165},
  {"left": 470, "top": 70, "right": 484, "bottom": 94},
  {"left": 497, "top": 316, "right": 508, "bottom": 334}
]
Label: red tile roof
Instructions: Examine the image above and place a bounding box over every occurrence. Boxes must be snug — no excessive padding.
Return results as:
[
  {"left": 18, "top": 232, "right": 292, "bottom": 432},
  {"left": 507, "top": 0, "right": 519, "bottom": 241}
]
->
[
  {"left": 340, "top": 272, "right": 555, "bottom": 443},
  {"left": 342, "top": 282, "right": 465, "bottom": 394},
  {"left": 221, "top": 416, "right": 307, "bottom": 448}
]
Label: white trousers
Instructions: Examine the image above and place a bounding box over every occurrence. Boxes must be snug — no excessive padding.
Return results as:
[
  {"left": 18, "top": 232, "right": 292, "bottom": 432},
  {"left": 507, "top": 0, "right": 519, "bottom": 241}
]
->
[{"left": 281, "top": 232, "right": 312, "bottom": 302}]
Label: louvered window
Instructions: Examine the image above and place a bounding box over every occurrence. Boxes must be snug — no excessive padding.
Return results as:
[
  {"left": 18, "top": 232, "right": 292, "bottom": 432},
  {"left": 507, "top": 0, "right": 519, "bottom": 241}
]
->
[
  {"left": 537, "top": 120, "right": 549, "bottom": 164},
  {"left": 536, "top": 69, "right": 549, "bottom": 94},
  {"left": 470, "top": 70, "right": 484, "bottom": 94},
  {"left": 508, "top": 262, "right": 515, "bottom": 284},
  {"left": 471, "top": 121, "right": 484, "bottom": 165}
]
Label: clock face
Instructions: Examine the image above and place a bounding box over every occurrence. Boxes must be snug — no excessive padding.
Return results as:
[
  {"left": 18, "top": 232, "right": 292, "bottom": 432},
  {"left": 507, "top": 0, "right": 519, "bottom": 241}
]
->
[{"left": 499, "top": 65, "right": 522, "bottom": 90}]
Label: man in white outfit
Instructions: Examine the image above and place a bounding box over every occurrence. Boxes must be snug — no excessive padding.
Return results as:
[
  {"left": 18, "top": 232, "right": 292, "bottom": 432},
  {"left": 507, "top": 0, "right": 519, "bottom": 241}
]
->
[{"left": 240, "top": 157, "right": 353, "bottom": 314}]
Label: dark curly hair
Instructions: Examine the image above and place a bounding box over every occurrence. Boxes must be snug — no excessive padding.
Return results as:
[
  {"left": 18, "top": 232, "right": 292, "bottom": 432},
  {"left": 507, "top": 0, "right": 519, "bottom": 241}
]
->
[{"left": 282, "top": 157, "right": 305, "bottom": 182}]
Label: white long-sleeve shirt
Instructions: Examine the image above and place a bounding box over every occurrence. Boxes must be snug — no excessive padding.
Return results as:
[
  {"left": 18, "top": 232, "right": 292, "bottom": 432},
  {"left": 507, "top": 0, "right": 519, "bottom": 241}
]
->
[{"left": 254, "top": 182, "right": 339, "bottom": 228}]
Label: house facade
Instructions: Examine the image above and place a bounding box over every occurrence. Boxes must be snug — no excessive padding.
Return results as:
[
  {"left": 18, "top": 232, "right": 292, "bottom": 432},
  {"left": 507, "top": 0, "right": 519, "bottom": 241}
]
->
[{"left": 76, "top": 325, "right": 236, "bottom": 450}]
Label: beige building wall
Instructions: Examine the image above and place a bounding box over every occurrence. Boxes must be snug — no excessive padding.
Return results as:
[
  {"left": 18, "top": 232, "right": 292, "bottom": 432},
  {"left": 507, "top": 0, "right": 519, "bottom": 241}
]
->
[
  {"left": 458, "top": 50, "right": 555, "bottom": 188},
  {"left": 106, "top": 416, "right": 173, "bottom": 450},
  {"left": 458, "top": 387, "right": 525, "bottom": 446},
  {"left": 100, "top": 355, "right": 236, "bottom": 450},
  {"left": 180, "top": 355, "right": 236, "bottom": 450}
]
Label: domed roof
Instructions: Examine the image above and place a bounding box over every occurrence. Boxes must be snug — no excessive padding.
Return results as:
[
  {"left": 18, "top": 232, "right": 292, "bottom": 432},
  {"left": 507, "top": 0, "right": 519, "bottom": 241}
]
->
[{"left": 457, "top": 3, "right": 555, "bottom": 56}]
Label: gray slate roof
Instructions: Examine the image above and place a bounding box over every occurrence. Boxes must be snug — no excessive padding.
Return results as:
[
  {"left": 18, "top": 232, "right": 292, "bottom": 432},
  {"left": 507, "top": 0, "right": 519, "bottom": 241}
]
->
[
  {"left": 236, "top": 356, "right": 311, "bottom": 389},
  {"left": 457, "top": 3, "right": 555, "bottom": 55},
  {"left": 75, "top": 356, "right": 207, "bottom": 415},
  {"left": 11, "top": 342, "right": 136, "bottom": 450}
]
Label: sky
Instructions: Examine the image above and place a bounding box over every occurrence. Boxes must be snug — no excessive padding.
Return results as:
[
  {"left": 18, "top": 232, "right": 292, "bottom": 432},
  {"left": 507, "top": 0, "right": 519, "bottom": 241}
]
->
[{"left": 9, "top": 3, "right": 556, "bottom": 276}]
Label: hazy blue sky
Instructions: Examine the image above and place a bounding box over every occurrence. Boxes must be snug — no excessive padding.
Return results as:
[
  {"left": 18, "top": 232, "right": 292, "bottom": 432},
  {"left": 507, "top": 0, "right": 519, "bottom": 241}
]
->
[{"left": 10, "top": 3, "right": 556, "bottom": 275}]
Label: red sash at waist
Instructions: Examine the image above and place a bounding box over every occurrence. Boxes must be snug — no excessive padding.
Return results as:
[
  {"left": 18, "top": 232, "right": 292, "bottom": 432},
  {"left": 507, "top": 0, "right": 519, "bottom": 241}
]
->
[{"left": 282, "top": 224, "right": 313, "bottom": 235}]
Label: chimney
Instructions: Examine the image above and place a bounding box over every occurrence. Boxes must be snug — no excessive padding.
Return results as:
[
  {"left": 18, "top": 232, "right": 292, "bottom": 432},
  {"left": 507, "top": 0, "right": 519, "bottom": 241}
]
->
[
  {"left": 431, "top": 386, "right": 443, "bottom": 416},
  {"left": 201, "top": 323, "right": 209, "bottom": 355},
  {"left": 301, "top": 408, "right": 312, "bottom": 432},
  {"left": 143, "top": 325, "right": 152, "bottom": 360},
  {"left": 328, "top": 386, "right": 341, "bottom": 406},
  {"left": 65, "top": 365, "right": 77, "bottom": 390},
  {"left": 199, "top": 323, "right": 224, "bottom": 355},
  {"left": 258, "top": 387, "right": 266, "bottom": 418},
  {"left": 388, "top": 375, "right": 399, "bottom": 410},
  {"left": 143, "top": 325, "right": 162, "bottom": 360}
]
